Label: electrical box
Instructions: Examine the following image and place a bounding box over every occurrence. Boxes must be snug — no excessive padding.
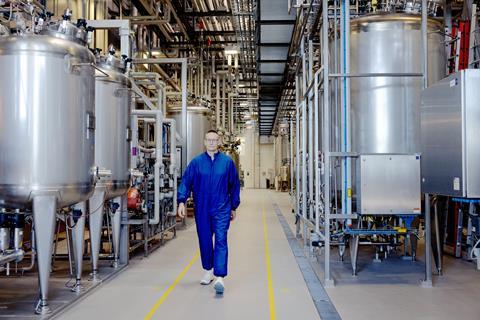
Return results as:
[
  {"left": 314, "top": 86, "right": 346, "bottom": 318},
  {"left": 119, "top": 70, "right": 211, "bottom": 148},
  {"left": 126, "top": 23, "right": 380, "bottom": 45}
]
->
[
  {"left": 421, "top": 69, "right": 480, "bottom": 198},
  {"left": 356, "top": 154, "right": 421, "bottom": 215}
]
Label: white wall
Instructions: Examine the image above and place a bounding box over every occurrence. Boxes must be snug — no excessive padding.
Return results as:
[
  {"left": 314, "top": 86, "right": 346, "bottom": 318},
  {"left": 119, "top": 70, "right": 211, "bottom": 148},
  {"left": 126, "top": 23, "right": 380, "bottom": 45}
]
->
[
  {"left": 238, "top": 126, "right": 258, "bottom": 188},
  {"left": 259, "top": 143, "right": 275, "bottom": 189},
  {"left": 239, "top": 125, "right": 278, "bottom": 189}
]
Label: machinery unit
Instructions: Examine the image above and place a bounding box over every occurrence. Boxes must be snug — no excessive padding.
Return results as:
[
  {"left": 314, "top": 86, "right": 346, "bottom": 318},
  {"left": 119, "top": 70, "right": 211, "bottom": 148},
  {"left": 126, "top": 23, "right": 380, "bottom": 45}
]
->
[
  {"left": 168, "top": 105, "right": 212, "bottom": 165},
  {"left": 127, "top": 72, "right": 179, "bottom": 256},
  {"left": 421, "top": 69, "right": 480, "bottom": 198},
  {"left": 293, "top": 8, "right": 447, "bottom": 283},
  {"left": 0, "top": 11, "right": 95, "bottom": 314}
]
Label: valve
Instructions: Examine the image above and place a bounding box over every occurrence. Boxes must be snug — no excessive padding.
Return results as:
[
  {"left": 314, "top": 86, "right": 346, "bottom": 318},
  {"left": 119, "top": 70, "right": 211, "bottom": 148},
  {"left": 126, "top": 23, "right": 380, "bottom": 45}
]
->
[
  {"left": 76, "top": 18, "right": 87, "bottom": 29},
  {"left": 62, "top": 9, "right": 72, "bottom": 21}
]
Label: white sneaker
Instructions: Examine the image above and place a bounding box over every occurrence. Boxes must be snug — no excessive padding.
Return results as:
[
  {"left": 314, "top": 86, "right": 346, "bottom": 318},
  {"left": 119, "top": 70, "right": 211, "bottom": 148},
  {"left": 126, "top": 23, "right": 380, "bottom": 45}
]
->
[
  {"left": 200, "top": 269, "right": 214, "bottom": 285},
  {"left": 214, "top": 277, "right": 225, "bottom": 294}
]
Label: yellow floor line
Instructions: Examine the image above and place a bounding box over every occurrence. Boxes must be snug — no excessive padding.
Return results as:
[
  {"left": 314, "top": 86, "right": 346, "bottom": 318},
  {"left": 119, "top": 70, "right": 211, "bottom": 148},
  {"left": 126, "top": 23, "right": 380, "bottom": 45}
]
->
[
  {"left": 144, "top": 251, "right": 200, "bottom": 320},
  {"left": 262, "top": 202, "right": 277, "bottom": 320}
]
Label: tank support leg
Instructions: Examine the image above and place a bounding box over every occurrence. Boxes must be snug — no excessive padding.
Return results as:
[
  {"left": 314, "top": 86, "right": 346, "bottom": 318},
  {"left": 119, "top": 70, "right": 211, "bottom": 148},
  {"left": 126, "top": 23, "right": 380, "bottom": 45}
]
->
[
  {"left": 71, "top": 201, "right": 86, "bottom": 292},
  {"left": 89, "top": 189, "right": 105, "bottom": 282},
  {"left": 33, "top": 195, "right": 57, "bottom": 315},
  {"left": 111, "top": 196, "right": 122, "bottom": 268}
]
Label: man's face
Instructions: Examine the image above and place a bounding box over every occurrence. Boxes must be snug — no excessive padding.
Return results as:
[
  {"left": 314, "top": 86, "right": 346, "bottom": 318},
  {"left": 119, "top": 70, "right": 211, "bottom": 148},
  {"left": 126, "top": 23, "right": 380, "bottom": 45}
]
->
[{"left": 204, "top": 132, "right": 220, "bottom": 152}]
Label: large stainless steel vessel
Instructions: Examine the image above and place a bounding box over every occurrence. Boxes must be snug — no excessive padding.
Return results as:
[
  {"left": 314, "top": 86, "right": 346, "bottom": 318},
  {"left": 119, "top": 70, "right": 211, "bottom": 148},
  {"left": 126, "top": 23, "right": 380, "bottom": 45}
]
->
[
  {"left": 0, "top": 14, "right": 95, "bottom": 314},
  {"left": 0, "top": 27, "right": 96, "bottom": 208},
  {"left": 95, "top": 53, "right": 131, "bottom": 198},
  {"left": 85, "top": 52, "right": 131, "bottom": 283},
  {"left": 168, "top": 105, "right": 212, "bottom": 164},
  {"left": 349, "top": 14, "right": 445, "bottom": 154}
]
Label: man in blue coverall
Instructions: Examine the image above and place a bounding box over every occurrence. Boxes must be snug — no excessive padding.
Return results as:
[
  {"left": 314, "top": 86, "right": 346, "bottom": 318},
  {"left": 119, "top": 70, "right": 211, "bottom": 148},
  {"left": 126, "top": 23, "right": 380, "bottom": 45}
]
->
[{"left": 177, "top": 130, "right": 241, "bottom": 294}]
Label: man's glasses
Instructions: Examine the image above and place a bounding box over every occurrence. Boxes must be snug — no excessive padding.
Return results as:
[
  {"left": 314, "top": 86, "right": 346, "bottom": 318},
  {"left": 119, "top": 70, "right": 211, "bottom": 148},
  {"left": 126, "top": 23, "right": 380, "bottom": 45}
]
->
[{"left": 206, "top": 139, "right": 219, "bottom": 143}]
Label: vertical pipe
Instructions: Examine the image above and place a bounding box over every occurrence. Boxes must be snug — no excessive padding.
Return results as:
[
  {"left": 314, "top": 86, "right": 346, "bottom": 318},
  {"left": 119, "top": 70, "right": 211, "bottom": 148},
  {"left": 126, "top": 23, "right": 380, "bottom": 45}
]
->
[
  {"left": 216, "top": 73, "right": 220, "bottom": 129},
  {"left": 222, "top": 75, "right": 226, "bottom": 131},
  {"left": 424, "top": 193, "right": 433, "bottom": 286},
  {"left": 301, "top": 37, "right": 308, "bottom": 242},
  {"left": 341, "top": 0, "right": 351, "bottom": 216},
  {"left": 200, "top": 58, "right": 204, "bottom": 98},
  {"left": 230, "top": 94, "right": 234, "bottom": 135},
  {"left": 322, "top": 0, "right": 333, "bottom": 287},
  {"left": 181, "top": 59, "right": 188, "bottom": 170},
  {"left": 308, "top": 40, "right": 314, "bottom": 225},
  {"left": 169, "top": 119, "right": 178, "bottom": 218},
  {"left": 290, "top": 117, "right": 294, "bottom": 197},
  {"left": 302, "top": 101, "right": 307, "bottom": 237},
  {"left": 314, "top": 71, "right": 320, "bottom": 234},
  {"left": 295, "top": 76, "right": 301, "bottom": 237},
  {"left": 422, "top": 0, "right": 428, "bottom": 88}
]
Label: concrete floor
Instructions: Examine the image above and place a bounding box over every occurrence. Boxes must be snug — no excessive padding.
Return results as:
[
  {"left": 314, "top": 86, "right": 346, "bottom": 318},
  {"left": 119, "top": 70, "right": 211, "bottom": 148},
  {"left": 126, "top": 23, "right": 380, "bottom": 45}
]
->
[
  {"left": 270, "top": 191, "right": 480, "bottom": 320},
  {"left": 59, "top": 189, "right": 320, "bottom": 320},
  {"left": 28, "top": 189, "right": 480, "bottom": 320}
]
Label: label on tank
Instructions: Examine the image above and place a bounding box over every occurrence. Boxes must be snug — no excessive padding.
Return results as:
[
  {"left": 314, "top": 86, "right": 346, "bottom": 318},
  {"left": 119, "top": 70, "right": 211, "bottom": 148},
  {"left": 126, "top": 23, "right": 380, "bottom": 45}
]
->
[{"left": 453, "top": 177, "right": 460, "bottom": 191}]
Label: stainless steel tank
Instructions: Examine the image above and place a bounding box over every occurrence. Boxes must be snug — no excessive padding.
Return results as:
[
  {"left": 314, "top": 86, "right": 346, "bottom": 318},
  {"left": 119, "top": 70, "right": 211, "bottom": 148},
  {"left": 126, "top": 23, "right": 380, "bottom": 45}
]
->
[
  {"left": 0, "top": 25, "right": 95, "bottom": 209},
  {"left": 168, "top": 105, "right": 212, "bottom": 163},
  {"left": 0, "top": 14, "right": 95, "bottom": 314},
  {"left": 94, "top": 53, "right": 131, "bottom": 199},
  {"left": 85, "top": 52, "right": 131, "bottom": 284},
  {"left": 349, "top": 14, "right": 445, "bottom": 154}
]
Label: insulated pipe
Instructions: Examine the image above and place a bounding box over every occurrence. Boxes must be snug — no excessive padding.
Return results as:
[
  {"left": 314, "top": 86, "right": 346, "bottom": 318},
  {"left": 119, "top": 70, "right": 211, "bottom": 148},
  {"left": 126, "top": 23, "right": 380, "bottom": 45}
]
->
[{"left": 132, "top": 109, "right": 163, "bottom": 225}]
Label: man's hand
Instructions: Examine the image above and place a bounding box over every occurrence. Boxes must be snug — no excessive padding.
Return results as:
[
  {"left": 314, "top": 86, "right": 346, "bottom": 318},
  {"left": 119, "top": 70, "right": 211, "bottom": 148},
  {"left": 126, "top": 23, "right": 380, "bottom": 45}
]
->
[
  {"left": 230, "top": 210, "right": 236, "bottom": 221},
  {"left": 178, "top": 203, "right": 186, "bottom": 219}
]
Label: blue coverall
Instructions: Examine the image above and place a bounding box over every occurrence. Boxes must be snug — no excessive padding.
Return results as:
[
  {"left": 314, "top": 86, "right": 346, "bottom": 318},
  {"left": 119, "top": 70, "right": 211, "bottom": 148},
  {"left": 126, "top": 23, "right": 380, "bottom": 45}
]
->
[{"left": 178, "top": 152, "right": 241, "bottom": 277}]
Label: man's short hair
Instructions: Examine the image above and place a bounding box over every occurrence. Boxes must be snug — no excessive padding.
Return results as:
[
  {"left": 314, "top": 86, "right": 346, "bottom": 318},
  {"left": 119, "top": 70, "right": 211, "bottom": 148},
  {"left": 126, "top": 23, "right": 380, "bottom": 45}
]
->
[{"left": 206, "top": 129, "right": 218, "bottom": 135}]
